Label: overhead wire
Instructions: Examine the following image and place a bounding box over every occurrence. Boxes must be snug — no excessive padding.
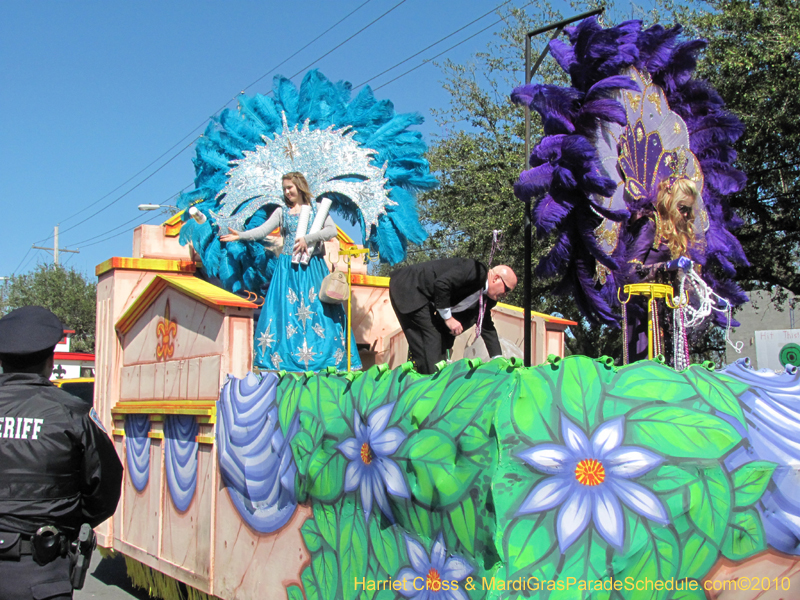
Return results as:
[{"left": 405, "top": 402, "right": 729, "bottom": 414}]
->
[
  {"left": 46, "top": 0, "right": 410, "bottom": 253},
  {"left": 80, "top": 212, "right": 165, "bottom": 249},
  {"left": 353, "top": 0, "right": 513, "bottom": 90},
  {"left": 70, "top": 186, "right": 191, "bottom": 247},
  {"left": 40, "top": 0, "right": 379, "bottom": 244},
  {"left": 26, "top": 0, "right": 520, "bottom": 271},
  {"left": 373, "top": 0, "right": 536, "bottom": 91}
]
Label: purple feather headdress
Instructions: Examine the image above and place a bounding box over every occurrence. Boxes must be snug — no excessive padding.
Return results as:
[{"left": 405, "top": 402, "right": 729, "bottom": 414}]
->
[{"left": 511, "top": 18, "right": 748, "bottom": 326}]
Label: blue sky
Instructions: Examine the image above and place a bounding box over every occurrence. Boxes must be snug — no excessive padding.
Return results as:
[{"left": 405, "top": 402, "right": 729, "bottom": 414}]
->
[{"left": 0, "top": 0, "right": 641, "bottom": 279}]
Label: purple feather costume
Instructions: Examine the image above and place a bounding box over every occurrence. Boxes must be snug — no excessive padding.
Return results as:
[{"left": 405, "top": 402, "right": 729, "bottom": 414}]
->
[{"left": 511, "top": 18, "right": 749, "bottom": 355}]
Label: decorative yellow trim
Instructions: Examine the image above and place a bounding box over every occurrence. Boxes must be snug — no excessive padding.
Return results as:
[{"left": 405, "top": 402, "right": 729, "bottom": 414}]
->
[
  {"left": 96, "top": 257, "right": 196, "bottom": 277},
  {"left": 162, "top": 211, "right": 186, "bottom": 237},
  {"left": 495, "top": 303, "right": 578, "bottom": 326},
  {"left": 337, "top": 227, "right": 357, "bottom": 249},
  {"left": 350, "top": 273, "right": 390, "bottom": 288},
  {"left": 196, "top": 435, "right": 215, "bottom": 445},
  {"left": 621, "top": 283, "right": 675, "bottom": 299},
  {"left": 115, "top": 273, "right": 256, "bottom": 334},
  {"left": 147, "top": 431, "right": 164, "bottom": 440},
  {"left": 111, "top": 400, "right": 216, "bottom": 422}
]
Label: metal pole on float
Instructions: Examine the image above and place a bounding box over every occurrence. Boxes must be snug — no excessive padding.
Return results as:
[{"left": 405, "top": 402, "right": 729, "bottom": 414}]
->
[
  {"left": 522, "top": 7, "right": 604, "bottom": 367},
  {"left": 338, "top": 247, "right": 369, "bottom": 372}
]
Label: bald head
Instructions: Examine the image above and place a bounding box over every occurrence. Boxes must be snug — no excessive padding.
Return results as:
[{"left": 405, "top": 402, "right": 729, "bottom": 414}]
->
[{"left": 487, "top": 265, "right": 517, "bottom": 301}]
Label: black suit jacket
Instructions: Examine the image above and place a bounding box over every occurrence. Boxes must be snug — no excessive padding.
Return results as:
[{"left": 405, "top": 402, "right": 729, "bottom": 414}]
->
[{"left": 389, "top": 258, "right": 502, "bottom": 356}]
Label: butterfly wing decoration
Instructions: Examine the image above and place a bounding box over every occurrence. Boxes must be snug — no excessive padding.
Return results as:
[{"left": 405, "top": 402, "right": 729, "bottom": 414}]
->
[{"left": 512, "top": 18, "right": 748, "bottom": 326}]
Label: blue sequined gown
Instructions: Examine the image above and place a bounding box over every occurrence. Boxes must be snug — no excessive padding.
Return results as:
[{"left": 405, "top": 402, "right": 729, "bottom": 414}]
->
[{"left": 252, "top": 208, "right": 361, "bottom": 372}]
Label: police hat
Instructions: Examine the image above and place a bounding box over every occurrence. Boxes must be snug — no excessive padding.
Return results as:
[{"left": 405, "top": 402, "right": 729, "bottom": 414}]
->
[{"left": 0, "top": 306, "right": 64, "bottom": 355}]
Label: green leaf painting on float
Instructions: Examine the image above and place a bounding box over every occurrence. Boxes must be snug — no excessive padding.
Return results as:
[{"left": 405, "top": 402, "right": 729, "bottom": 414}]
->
[
  {"left": 390, "top": 375, "right": 441, "bottom": 430},
  {"left": 557, "top": 529, "right": 612, "bottom": 592},
  {"left": 307, "top": 441, "right": 347, "bottom": 501},
  {"left": 425, "top": 362, "right": 508, "bottom": 440},
  {"left": 301, "top": 564, "right": 321, "bottom": 600},
  {"left": 402, "top": 501, "right": 440, "bottom": 543},
  {"left": 349, "top": 364, "right": 394, "bottom": 421},
  {"left": 722, "top": 509, "right": 766, "bottom": 560},
  {"left": 311, "top": 546, "right": 340, "bottom": 600},
  {"left": 313, "top": 503, "right": 339, "bottom": 550},
  {"left": 368, "top": 518, "right": 401, "bottom": 576},
  {"left": 610, "top": 362, "right": 697, "bottom": 403},
  {"left": 449, "top": 496, "right": 477, "bottom": 554},
  {"left": 688, "top": 466, "right": 732, "bottom": 545},
  {"left": 340, "top": 500, "right": 369, "bottom": 600},
  {"left": 278, "top": 376, "right": 305, "bottom": 438},
  {"left": 685, "top": 366, "right": 746, "bottom": 426},
  {"left": 510, "top": 369, "right": 557, "bottom": 444},
  {"left": 557, "top": 356, "right": 603, "bottom": 432},
  {"left": 652, "top": 465, "right": 697, "bottom": 495},
  {"left": 677, "top": 531, "right": 719, "bottom": 580},
  {"left": 731, "top": 461, "right": 777, "bottom": 507},
  {"left": 649, "top": 465, "right": 696, "bottom": 520},
  {"left": 615, "top": 522, "right": 680, "bottom": 599},
  {"left": 626, "top": 406, "right": 740, "bottom": 458},
  {"left": 504, "top": 513, "right": 558, "bottom": 580},
  {"left": 291, "top": 428, "right": 319, "bottom": 478},
  {"left": 712, "top": 372, "right": 751, "bottom": 397},
  {"left": 302, "top": 518, "right": 324, "bottom": 553},
  {"left": 286, "top": 585, "right": 305, "bottom": 600},
  {"left": 317, "top": 374, "right": 353, "bottom": 439},
  {"left": 400, "top": 429, "right": 478, "bottom": 507}
]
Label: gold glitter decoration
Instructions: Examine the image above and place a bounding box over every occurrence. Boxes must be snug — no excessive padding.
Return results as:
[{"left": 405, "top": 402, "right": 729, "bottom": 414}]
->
[
  {"left": 628, "top": 92, "right": 641, "bottom": 112},
  {"left": 648, "top": 92, "right": 662, "bottom": 114}
]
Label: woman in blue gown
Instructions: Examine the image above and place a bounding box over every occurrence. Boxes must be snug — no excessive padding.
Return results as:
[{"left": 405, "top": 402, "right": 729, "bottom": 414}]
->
[{"left": 220, "top": 172, "right": 361, "bottom": 372}]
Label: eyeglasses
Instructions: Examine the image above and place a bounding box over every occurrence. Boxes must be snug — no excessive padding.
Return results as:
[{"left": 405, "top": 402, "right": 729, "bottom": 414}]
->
[{"left": 498, "top": 276, "right": 512, "bottom": 296}]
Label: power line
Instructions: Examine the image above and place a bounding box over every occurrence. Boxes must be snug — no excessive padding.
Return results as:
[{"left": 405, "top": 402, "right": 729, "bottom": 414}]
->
[
  {"left": 353, "top": 0, "right": 513, "bottom": 90},
  {"left": 39, "top": 2, "right": 377, "bottom": 241},
  {"left": 80, "top": 213, "right": 164, "bottom": 249},
  {"left": 239, "top": 0, "right": 376, "bottom": 94},
  {"left": 35, "top": 0, "right": 516, "bottom": 260},
  {"left": 373, "top": 0, "right": 536, "bottom": 92},
  {"left": 68, "top": 186, "right": 190, "bottom": 247},
  {"left": 12, "top": 248, "right": 33, "bottom": 276},
  {"left": 283, "top": 0, "right": 409, "bottom": 82},
  {"left": 56, "top": 138, "right": 197, "bottom": 237}
]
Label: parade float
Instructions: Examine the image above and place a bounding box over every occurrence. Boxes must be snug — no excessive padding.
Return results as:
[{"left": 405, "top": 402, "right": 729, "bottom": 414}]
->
[{"left": 92, "top": 23, "right": 800, "bottom": 600}]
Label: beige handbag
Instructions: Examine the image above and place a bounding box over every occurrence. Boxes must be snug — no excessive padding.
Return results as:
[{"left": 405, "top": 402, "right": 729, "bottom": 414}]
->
[{"left": 319, "top": 270, "right": 348, "bottom": 304}]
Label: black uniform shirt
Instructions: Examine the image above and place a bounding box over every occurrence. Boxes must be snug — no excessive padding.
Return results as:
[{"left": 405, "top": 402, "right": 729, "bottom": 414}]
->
[{"left": 0, "top": 373, "right": 123, "bottom": 535}]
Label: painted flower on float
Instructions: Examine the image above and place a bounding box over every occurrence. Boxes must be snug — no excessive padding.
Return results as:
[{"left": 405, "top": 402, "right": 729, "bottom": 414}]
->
[
  {"left": 337, "top": 402, "right": 410, "bottom": 521},
  {"left": 397, "top": 532, "right": 473, "bottom": 600},
  {"left": 516, "top": 414, "right": 669, "bottom": 552}
]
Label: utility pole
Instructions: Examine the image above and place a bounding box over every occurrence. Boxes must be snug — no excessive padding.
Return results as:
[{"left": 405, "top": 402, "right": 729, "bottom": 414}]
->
[{"left": 32, "top": 225, "right": 79, "bottom": 267}]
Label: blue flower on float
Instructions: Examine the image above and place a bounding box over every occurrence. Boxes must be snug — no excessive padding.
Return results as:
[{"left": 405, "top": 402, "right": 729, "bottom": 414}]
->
[
  {"left": 396, "top": 532, "right": 473, "bottom": 600},
  {"left": 337, "top": 402, "right": 409, "bottom": 521},
  {"left": 516, "top": 414, "right": 669, "bottom": 552}
]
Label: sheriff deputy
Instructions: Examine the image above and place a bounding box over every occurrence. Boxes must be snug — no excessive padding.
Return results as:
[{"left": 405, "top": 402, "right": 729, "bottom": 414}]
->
[{"left": 0, "top": 306, "right": 123, "bottom": 599}]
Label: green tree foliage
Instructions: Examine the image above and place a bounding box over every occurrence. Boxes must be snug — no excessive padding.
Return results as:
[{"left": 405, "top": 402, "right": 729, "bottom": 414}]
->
[
  {"left": 690, "top": 0, "right": 800, "bottom": 301},
  {"left": 387, "top": 3, "right": 634, "bottom": 360},
  {"left": 0, "top": 264, "right": 96, "bottom": 353},
  {"left": 390, "top": 1, "right": 793, "bottom": 364}
]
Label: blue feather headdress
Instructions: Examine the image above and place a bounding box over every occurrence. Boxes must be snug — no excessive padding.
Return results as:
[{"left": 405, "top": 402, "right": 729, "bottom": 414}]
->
[
  {"left": 177, "top": 70, "right": 437, "bottom": 293},
  {"left": 512, "top": 18, "right": 748, "bottom": 326}
]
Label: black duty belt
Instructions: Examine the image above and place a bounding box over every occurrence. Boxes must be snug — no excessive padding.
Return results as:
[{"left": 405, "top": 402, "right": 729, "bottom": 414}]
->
[{"left": 0, "top": 529, "right": 66, "bottom": 564}]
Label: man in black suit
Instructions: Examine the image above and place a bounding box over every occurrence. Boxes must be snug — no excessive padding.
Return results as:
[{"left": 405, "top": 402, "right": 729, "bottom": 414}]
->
[{"left": 389, "top": 258, "right": 517, "bottom": 374}]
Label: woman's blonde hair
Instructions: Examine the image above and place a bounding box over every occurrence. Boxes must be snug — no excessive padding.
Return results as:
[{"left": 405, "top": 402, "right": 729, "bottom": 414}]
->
[
  {"left": 282, "top": 172, "right": 312, "bottom": 205},
  {"left": 655, "top": 177, "right": 698, "bottom": 259}
]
